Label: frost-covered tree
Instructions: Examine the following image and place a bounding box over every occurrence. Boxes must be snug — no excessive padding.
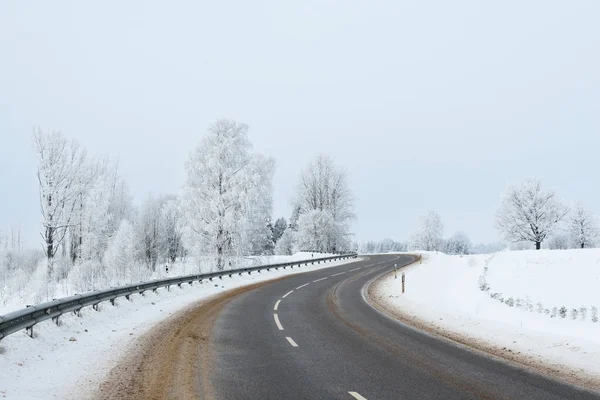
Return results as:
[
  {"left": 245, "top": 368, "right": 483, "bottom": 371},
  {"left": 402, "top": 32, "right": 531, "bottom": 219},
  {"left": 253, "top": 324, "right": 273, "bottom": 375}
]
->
[
  {"left": 546, "top": 234, "right": 570, "bottom": 250},
  {"left": 295, "top": 209, "right": 339, "bottom": 253},
  {"left": 137, "top": 195, "right": 167, "bottom": 270},
  {"left": 179, "top": 119, "right": 275, "bottom": 270},
  {"left": 275, "top": 229, "right": 296, "bottom": 255},
  {"left": 161, "top": 198, "right": 183, "bottom": 263},
  {"left": 444, "top": 232, "right": 471, "bottom": 255},
  {"left": 496, "top": 179, "right": 568, "bottom": 250},
  {"left": 569, "top": 203, "right": 599, "bottom": 249},
  {"left": 103, "top": 220, "right": 141, "bottom": 285},
  {"left": 409, "top": 211, "right": 444, "bottom": 251},
  {"left": 294, "top": 154, "right": 355, "bottom": 252},
  {"left": 33, "top": 129, "right": 89, "bottom": 278},
  {"left": 272, "top": 218, "right": 287, "bottom": 244}
]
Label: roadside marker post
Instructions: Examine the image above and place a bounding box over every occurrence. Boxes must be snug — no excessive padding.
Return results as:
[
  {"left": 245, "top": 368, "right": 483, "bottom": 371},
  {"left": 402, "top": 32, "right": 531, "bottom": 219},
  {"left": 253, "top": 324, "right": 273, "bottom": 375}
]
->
[{"left": 402, "top": 272, "right": 405, "bottom": 294}]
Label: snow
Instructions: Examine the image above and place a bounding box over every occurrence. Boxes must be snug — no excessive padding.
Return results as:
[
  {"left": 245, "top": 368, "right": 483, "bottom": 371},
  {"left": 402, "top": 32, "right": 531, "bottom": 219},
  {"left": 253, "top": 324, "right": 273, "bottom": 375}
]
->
[
  {"left": 374, "top": 249, "right": 600, "bottom": 381},
  {"left": 0, "top": 254, "right": 358, "bottom": 400}
]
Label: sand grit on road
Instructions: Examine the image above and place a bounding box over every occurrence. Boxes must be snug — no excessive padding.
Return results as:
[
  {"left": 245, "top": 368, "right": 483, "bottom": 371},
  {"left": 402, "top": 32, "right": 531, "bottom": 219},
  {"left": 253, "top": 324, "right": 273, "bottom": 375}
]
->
[{"left": 93, "top": 279, "right": 282, "bottom": 400}]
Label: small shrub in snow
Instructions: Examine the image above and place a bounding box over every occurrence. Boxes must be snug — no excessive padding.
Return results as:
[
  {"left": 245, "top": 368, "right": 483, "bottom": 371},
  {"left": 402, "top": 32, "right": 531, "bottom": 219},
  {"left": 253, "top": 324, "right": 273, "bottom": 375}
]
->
[
  {"left": 559, "top": 306, "right": 567, "bottom": 318},
  {"left": 551, "top": 307, "right": 558, "bottom": 318},
  {"left": 579, "top": 307, "right": 587, "bottom": 321},
  {"left": 591, "top": 306, "right": 598, "bottom": 323},
  {"left": 515, "top": 298, "right": 522, "bottom": 309},
  {"left": 536, "top": 302, "right": 544, "bottom": 314},
  {"left": 544, "top": 308, "right": 550, "bottom": 315},
  {"left": 506, "top": 297, "right": 515, "bottom": 307},
  {"left": 478, "top": 275, "right": 489, "bottom": 292},
  {"left": 490, "top": 292, "right": 502, "bottom": 300},
  {"left": 570, "top": 308, "right": 578, "bottom": 320},
  {"left": 525, "top": 298, "right": 534, "bottom": 312}
]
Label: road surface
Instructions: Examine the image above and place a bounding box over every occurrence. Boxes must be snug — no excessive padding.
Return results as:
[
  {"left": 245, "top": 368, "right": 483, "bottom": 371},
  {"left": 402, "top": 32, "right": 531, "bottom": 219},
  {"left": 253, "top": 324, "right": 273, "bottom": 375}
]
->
[{"left": 209, "top": 254, "right": 599, "bottom": 400}]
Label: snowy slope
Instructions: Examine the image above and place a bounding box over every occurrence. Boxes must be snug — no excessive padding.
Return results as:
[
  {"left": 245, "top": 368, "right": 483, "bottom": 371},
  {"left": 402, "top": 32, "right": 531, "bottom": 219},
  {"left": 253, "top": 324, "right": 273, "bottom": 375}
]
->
[
  {"left": 372, "top": 250, "right": 600, "bottom": 384},
  {"left": 0, "top": 254, "right": 358, "bottom": 400}
]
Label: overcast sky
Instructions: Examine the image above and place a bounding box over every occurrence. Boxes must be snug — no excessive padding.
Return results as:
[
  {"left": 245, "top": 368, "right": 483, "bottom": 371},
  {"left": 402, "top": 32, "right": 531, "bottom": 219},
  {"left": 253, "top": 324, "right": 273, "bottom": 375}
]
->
[{"left": 1, "top": 0, "right": 599, "bottom": 248}]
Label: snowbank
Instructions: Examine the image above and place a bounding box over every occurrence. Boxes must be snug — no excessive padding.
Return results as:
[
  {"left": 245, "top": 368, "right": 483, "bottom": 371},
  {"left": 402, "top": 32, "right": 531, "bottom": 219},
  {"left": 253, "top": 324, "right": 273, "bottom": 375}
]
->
[
  {"left": 372, "top": 249, "right": 600, "bottom": 385},
  {"left": 0, "top": 254, "right": 358, "bottom": 400}
]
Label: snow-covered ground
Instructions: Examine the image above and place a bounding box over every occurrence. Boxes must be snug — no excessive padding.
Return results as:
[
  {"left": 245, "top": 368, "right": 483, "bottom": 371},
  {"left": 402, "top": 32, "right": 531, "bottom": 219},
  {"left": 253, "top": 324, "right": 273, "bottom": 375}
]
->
[
  {"left": 0, "top": 253, "right": 358, "bottom": 400},
  {"left": 0, "top": 252, "right": 335, "bottom": 315},
  {"left": 373, "top": 249, "right": 600, "bottom": 384}
]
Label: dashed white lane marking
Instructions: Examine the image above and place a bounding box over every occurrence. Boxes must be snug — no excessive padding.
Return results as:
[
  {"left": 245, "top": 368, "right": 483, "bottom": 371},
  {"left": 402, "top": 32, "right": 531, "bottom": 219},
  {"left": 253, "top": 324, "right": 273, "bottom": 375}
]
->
[
  {"left": 313, "top": 277, "right": 328, "bottom": 282},
  {"left": 296, "top": 283, "right": 310, "bottom": 290},
  {"left": 274, "top": 300, "right": 281, "bottom": 311},
  {"left": 286, "top": 337, "right": 298, "bottom": 347},
  {"left": 282, "top": 290, "right": 294, "bottom": 298},
  {"left": 274, "top": 314, "right": 284, "bottom": 330},
  {"left": 349, "top": 267, "right": 361, "bottom": 272},
  {"left": 331, "top": 272, "right": 346, "bottom": 277},
  {"left": 348, "top": 392, "right": 367, "bottom": 400}
]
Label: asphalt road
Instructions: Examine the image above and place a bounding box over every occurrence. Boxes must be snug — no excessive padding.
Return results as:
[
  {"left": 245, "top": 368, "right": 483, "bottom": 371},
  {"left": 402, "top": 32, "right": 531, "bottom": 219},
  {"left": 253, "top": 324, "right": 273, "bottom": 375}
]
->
[{"left": 209, "top": 254, "right": 600, "bottom": 400}]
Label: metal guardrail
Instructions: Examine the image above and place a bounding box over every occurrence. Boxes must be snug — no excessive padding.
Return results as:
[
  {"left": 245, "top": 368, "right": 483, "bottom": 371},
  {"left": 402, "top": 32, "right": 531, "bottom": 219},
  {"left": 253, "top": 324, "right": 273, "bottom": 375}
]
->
[{"left": 0, "top": 253, "right": 357, "bottom": 340}]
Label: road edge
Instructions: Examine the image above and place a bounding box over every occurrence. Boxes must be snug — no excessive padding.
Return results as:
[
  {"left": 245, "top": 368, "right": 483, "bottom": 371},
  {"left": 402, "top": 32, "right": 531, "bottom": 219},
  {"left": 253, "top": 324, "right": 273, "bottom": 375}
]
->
[{"left": 362, "top": 255, "right": 600, "bottom": 395}]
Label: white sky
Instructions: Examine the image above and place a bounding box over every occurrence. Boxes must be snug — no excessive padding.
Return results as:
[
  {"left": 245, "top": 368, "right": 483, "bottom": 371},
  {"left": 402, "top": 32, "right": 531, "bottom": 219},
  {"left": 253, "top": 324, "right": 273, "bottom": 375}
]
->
[{"left": 1, "top": 0, "right": 599, "bottom": 247}]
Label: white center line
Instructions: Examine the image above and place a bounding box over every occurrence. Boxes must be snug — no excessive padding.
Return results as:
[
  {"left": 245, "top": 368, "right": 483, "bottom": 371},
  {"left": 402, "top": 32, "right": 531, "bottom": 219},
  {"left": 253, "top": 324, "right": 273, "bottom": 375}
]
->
[
  {"left": 349, "top": 267, "right": 361, "bottom": 272},
  {"left": 313, "top": 277, "right": 327, "bottom": 283},
  {"left": 282, "top": 290, "right": 294, "bottom": 298},
  {"left": 348, "top": 392, "right": 367, "bottom": 400},
  {"left": 274, "top": 313, "right": 284, "bottom": 330},
  {"left": 286, "top": 337, "right": 298, "bottom": 347},
  {"left": 331, "top": 272, "right": 346, "bottom": 277},
  {"left": 274, "top": 300, "right": 281, "bottom": 311},
  {"left": 296, "top": 283, "right": 310, "bottom": 290}
]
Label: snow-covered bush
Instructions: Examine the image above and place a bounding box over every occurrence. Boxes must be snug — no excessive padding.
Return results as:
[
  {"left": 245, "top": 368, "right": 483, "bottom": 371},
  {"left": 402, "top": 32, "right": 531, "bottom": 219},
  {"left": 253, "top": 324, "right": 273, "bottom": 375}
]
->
[
  {"left": 104, "top": 221, "right": 144, "bottom": 286},
  {"left": 295, "top": 210, "right": 337, "bottom": 253}
]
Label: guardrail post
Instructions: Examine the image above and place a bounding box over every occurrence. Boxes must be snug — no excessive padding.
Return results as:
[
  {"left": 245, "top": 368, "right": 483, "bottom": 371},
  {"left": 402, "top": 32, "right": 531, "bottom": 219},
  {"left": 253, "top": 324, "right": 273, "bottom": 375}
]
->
[
  {"left": 52, "top": 316, "right": 60, "bottom": 326},
  {"left": 26, "top": 326, "right": 34, "bottom": 338},
  {"left": 110, "top": 299, "right": 116, "bottom": 306},
  {"left": 125, "top": 294, "right": 131, "bottom": 301},
  {"left": 93, "top": 303, "right": 100, "bottom": 312}
]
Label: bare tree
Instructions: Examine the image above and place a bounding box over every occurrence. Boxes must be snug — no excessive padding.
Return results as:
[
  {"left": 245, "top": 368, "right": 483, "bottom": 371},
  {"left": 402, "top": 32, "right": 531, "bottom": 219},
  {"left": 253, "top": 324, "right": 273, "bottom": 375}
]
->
[
  {"left": 409, "top": 211, "right": 444, "bottom": 251},
  {"left": 33, "top": 129, "right": 88, "bottom": 279},
  {"left": 569, "top": 203, "right": 599, "bottom": 249},
  {"left": 496, "top": 179, "right": 568, "bottom": 250}
]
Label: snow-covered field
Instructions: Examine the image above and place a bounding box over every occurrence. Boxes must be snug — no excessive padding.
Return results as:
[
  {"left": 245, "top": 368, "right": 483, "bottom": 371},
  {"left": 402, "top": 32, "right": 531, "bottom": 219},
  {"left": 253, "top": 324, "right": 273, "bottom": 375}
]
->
[
  {"left": 373, "top": 249, "right": 600, "bottom": 384},
  {"left": 0, "top": 253, "right": 357, "bottom": 400}
]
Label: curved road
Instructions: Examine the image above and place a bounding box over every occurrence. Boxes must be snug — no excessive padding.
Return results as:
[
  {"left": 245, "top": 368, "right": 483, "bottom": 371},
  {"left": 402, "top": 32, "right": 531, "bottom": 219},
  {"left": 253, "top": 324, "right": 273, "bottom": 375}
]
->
[{"left": 208, "top": 254, "right": 599, "bottom": 400}]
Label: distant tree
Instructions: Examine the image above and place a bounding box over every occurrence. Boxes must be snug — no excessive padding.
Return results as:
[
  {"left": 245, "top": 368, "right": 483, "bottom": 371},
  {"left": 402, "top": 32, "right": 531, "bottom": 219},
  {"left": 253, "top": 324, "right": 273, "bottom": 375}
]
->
[
  {"left": 569, "top": 203, "right": 599, "bottom": 249},
  {"left": 294, "top": 154, "right": 355, "bottom": 252},
  {"left": 137, "top": 195, "right": 165, "bottom": 270},
  {"left": 409, "top": 211, "right": 444, "bottom": 251},
  {"left": 444, "top": 232, "right": 471, "bottom": 255},
  {"left": 275, "top": 229, "right": 296, "bottom": 255},
  {"left": 272, "top": 218, "right": 287, "bottom": 244},
  {"left": 546, "top": 234, "right": 570, "bottom": 250},
  {"left": 161, "top": 198, "right": 183, "bottom": 263},
  {"left": 496, "top": 179, "right": 568, "bottom": 250}
]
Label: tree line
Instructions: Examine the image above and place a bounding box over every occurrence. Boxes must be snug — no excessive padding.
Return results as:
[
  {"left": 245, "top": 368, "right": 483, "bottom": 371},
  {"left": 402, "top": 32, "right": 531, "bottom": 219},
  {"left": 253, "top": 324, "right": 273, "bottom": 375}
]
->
[{"left": 28, "top": 119, "right": 356, "bottom": 293}]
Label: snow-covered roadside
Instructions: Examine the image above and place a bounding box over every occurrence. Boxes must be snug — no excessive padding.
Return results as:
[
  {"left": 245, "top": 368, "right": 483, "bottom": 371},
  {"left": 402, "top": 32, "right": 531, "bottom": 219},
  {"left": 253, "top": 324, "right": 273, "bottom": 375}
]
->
[
  {"left": 371, "top": 250, "right": 600, "bottom": 388},
  {"left": 0, "top": 256, "right": 360, "bottom": 400}
]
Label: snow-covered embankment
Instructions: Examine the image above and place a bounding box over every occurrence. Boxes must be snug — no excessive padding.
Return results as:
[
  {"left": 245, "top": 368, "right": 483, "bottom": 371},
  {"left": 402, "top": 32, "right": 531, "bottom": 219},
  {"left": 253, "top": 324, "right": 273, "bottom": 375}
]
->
[
  {"left": 371, "top": 250, "right": 600, "bottom": 388},
  {"left": 0, "top": 254, "right": 358, "bottom": 400}
]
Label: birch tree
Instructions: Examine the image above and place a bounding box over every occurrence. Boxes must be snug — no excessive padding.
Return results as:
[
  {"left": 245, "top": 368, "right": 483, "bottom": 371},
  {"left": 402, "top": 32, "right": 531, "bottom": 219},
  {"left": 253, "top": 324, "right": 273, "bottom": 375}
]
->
[
  {"left": 496, "top": 179, "right": 568, "bottom": 250},
  {"left": 33, "top": 129, "right": 89, "bottom": 279},
  {"left": 179, "top": 119, "right": 275, "bottom": 270}
]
